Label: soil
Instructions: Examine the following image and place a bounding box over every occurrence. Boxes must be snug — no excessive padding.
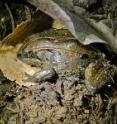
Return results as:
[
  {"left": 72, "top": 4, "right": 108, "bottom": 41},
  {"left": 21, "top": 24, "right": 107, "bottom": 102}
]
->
[{"left": 0, "top": 67, "right": 117, "bottom": 124}]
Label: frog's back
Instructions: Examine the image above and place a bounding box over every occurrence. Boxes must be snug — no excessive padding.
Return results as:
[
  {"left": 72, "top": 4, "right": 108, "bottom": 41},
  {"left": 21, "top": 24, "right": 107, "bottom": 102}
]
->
[{"left": 17, "top": 29, "right": 99, "bottom": 71}]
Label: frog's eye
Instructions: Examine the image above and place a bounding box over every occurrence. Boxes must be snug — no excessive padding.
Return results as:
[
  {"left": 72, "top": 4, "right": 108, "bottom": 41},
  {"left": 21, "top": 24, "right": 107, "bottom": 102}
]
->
[
  {"left": 80, "top": 54, "right": 89, "bottom": 60},
  {"left": 17, "top": 51, "right": 23, "bottom": 58},
  {"left": 17, "top": 51, "right": 28, "bottom": 59},
  {"left": 17, "top": 52, "right": 21, "bottom": 58},
  {"left": 28, "top": 51, "right": 34, "bottom": 58}
]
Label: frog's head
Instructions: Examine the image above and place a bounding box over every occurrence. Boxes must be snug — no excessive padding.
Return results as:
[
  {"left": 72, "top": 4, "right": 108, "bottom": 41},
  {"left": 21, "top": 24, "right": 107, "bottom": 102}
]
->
[{"left": 17, "top": 46, "right": 42, "bottom": 67}]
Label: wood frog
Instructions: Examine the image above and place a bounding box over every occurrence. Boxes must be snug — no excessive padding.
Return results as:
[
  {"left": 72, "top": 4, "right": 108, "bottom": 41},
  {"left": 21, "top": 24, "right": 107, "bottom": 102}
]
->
[
  {"left": 17, "top": 29, "right": 116, "bottom": 94},
  {"left": 17, "top": 29, "right": 98, "bottom": 80}
]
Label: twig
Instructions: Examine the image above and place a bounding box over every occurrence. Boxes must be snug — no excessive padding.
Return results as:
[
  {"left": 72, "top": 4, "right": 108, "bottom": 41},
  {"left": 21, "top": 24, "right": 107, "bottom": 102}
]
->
[{"left": 5, "top": 2, "right": 15, "bottom": 32}]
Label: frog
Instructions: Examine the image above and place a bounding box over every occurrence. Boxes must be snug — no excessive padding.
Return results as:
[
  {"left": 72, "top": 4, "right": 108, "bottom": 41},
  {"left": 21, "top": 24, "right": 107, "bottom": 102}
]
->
[
  {"left": 17, "top": 29, "right": 117, "bottom": 94},
  {"left": 17, "top": 29, "right": 98, "bottom": 79}
]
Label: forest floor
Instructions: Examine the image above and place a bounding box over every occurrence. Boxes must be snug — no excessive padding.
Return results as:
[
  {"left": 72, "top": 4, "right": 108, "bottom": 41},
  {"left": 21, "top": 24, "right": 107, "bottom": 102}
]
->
[{"left": 0, "top": 0, "right": 117, "bottom": 124}]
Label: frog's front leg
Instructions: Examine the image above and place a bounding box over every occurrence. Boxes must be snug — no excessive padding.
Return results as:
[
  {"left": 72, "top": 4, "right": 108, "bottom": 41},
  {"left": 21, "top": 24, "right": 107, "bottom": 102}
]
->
[{"left": 25, "top": 68, "right": 58, "bottom": 83}]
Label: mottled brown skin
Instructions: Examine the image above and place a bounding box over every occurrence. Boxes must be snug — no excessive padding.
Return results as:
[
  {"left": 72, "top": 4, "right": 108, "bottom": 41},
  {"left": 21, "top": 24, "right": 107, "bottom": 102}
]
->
[
  {"left": 17, "top": 29, "right": 98, "bottom": 71},
  {"left": 17, "top": 29, "right": 116, "bottom": 94}
]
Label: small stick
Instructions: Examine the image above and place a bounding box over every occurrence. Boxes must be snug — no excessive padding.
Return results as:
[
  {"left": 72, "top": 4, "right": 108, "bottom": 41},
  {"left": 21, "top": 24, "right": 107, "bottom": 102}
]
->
[{"left": 5, "top": 2, "right": 15, "bottom": 32}]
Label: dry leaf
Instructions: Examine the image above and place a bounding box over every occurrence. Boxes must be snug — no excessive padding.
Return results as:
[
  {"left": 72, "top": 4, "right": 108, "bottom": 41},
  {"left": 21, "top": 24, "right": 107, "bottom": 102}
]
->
[
  {"left": 1, "top": 10, "right": 52, "bottom": 46},
  {"left": 27, "top": 0, "right": 106, "bottom": 43},
  {"left": 0, "top": 45, "right": 38, "bottom": 86},
  {"left": 27, "top": 0, "right": 117, "bottom": 53}
]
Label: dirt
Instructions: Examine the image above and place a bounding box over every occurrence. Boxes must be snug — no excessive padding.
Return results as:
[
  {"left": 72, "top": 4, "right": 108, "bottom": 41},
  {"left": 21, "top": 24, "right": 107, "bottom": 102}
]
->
[
  {"left": 0, "top": 66, "right": 117, "bottom": 124},
  {"left": 14, "top": 70, "right": 117, "bottom": 124}
]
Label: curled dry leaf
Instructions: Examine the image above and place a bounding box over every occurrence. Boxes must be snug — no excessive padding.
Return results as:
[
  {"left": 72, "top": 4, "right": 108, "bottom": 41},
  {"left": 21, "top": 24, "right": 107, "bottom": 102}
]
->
[
  {"left": 1, "top": 10, "right": 52, "bottom": 46},
  {"left": 88, "top": 20, "right": 117, "bottom": 53},
  {"left": 27, "top": 0, "right": 107, "bottom": 44},
  {"left": 0, "top": 10, "right": 52, "bottom": 86},
  {"left": 27, "top": 0, "right": 117, "bottom": 53},
  {"left": 0, "top": 44, "right": 38, "bottom": 86}
]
